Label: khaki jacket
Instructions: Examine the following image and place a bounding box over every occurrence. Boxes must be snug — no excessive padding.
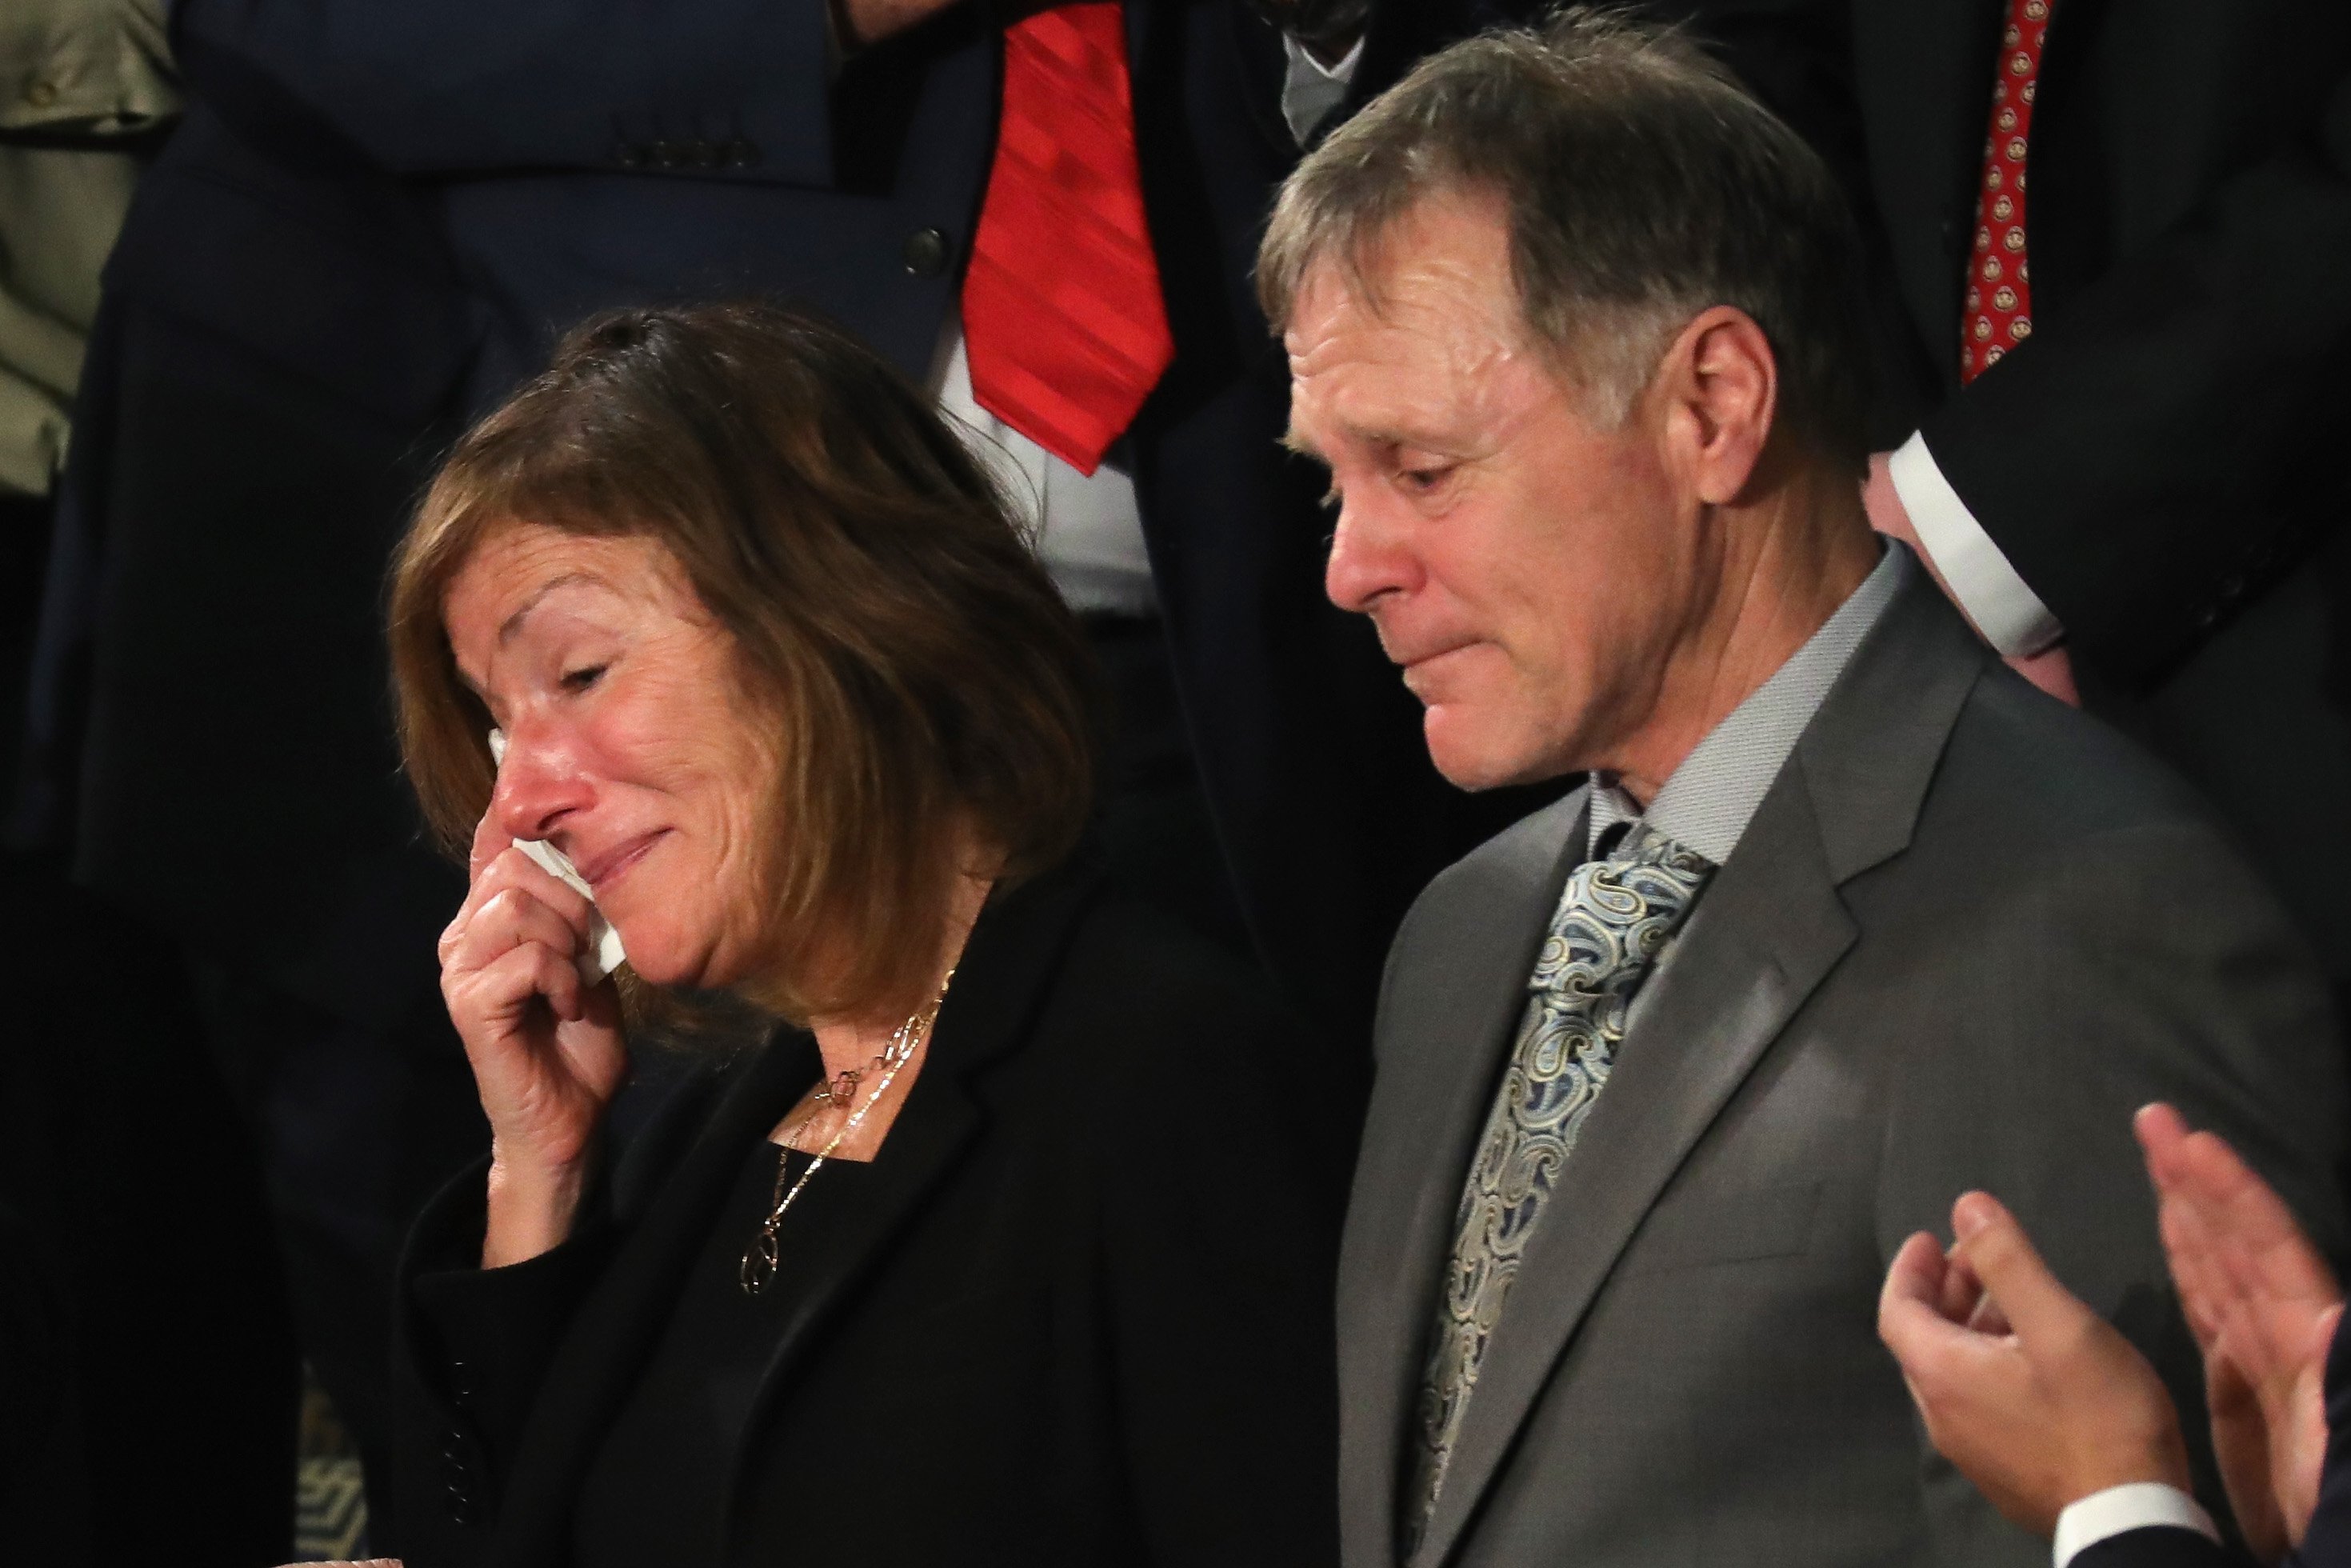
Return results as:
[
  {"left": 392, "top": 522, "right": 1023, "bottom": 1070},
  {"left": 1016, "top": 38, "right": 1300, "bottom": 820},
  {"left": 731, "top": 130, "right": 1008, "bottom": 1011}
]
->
[{"left": 0, "top": 0, "right": 177, "bottom": 498}]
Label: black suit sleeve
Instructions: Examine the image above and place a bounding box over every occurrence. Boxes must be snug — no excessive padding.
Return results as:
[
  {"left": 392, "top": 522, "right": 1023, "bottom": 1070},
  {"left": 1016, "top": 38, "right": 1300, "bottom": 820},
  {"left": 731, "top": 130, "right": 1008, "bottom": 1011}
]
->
[
  {"left": 170, "top": 0, "right": 836, "bottom": 182},
  {"left": 2074, "top": 1526, "right": 2235, "bottom": 1568},
  {"left": 2285, "top": 1311, "right": 2351, "bottom": 1568},
  {"left": 1917, "top": 73, "right": 2351, "bottom": 686},
  {"left": 1090, "top": 939, "right": 1345, "bottom": 1568},
  {"left": 389, "top": 1161, "right": 616, "bottom": 1555}
]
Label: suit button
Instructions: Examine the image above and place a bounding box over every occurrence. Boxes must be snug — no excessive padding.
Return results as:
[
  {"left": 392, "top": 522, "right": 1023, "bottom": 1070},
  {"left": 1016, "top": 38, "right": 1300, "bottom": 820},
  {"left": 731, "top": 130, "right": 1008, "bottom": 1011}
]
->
[
  {"left": 1940, "top": 217, "right": 1964, "bottom": 256},
  {"left": 649, "top": 139, "right": 678, "bottom": 168},
  {"left": 22, "top": 79, "right": 58, "bottom": 110},
  {"left": 2219, "top": 572, "right": 2249, "bottom": 601},
  {"left": 679, "top": 138, "right": 714, "bottom": 166},
  {"left": 903, "top": 226, "right": 953, "bottom": 278},
  {"left": 615, "top": 143, "right": 645, "bottom": 169},
  {"left": 722, "top": 138, "right": 760, "bottom": 168}
]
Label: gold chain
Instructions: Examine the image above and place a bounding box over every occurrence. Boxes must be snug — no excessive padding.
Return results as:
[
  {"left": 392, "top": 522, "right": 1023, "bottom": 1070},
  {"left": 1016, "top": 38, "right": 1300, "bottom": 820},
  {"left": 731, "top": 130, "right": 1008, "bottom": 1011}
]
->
[{"left": 738, "top": 967, "right": 956, "bottom": 1296}]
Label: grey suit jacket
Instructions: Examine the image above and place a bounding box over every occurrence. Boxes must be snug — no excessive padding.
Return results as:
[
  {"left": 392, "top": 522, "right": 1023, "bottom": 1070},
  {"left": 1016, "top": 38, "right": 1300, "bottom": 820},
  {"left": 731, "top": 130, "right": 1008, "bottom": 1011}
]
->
[{"left": 1341, "top": 574, "right": 2351, "bottom": 1568}]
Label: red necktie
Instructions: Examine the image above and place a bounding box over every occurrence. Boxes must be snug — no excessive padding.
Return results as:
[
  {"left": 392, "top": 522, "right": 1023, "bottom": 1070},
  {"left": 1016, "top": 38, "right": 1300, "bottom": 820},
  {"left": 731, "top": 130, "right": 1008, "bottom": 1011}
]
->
[
  {"left": 962, "top": 2, "right": 1173, "bottom": 476},
  {"left": 1961, "top": 0, "right": 2052, "bottom": 384}
]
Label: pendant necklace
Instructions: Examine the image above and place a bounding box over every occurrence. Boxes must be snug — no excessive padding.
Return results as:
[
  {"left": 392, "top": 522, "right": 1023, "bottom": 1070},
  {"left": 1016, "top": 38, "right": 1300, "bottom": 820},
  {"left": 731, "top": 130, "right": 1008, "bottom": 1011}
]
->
[{"left": 738, "top": 966, "right": 955, "bottom": 1296}]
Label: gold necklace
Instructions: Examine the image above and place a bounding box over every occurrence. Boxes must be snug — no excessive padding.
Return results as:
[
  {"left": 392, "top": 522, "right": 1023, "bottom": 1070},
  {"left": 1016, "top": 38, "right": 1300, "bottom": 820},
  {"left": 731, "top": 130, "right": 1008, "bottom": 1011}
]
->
[{"left": 738, "top": 967, "right": 955, "bottom": 1297}]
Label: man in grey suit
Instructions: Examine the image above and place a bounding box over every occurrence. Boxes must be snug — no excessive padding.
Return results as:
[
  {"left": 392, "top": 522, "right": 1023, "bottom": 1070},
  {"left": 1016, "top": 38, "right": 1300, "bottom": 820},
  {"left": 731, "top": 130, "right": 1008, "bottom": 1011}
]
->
[{"left": 1258, "top": 13, "right": 2351, "bottom": 1568}]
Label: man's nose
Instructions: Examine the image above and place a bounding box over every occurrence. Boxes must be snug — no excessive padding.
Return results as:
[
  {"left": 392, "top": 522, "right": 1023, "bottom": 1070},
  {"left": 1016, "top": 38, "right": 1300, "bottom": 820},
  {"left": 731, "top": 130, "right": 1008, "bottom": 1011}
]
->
[
  {"left": 1323, "top": 498, "right": 1420, "bottom": 617},
  {"left": 490, "top": 725, "right": 592, "bottom": 842}
]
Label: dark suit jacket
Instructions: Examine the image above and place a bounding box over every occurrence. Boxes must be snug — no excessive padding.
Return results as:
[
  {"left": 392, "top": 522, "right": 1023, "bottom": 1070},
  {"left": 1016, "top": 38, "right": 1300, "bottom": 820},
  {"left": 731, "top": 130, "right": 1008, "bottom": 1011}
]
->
[
  {"left": 34, "top": 0, "right": 1542, "bottom": 1040},
  {"left": 1761, "top": 0, "right": 2351, "bottom": 687},
  {"left": 1338, "top": 570, "right": 2350, "bottom": 1568},
  {"left": 2081, "top": 1312, "right": 2351, "bottom": 1568},
  {"left": 390, "top": 862, "right": 1345, "bottom": 1567}
]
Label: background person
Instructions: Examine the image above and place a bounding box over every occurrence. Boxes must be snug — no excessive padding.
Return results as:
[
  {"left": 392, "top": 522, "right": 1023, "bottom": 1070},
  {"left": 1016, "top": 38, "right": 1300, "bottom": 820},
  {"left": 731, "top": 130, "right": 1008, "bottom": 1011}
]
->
[
  {"left": 1881, "top": 1104, "right": 2351, "bottom": 1568},
  {"left": 382, "top": 301, "right": 1342, "bottom": 1566},
  {"left": 1739, "top": 0, "right": 2351, "bottom": 993},
  {"left": 0, "top": 10, "right": 295, "bottom": 1567},
  {"left": 1256, "top": 14, "right": 2351, "bottom": 1567}
]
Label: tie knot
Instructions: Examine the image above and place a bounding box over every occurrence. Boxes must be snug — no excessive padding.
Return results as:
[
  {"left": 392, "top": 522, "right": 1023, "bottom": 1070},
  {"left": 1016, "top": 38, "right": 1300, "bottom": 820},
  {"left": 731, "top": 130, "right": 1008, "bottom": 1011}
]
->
[{"left": 1529, "top": 831, "right": 1714, "bottom": 997}]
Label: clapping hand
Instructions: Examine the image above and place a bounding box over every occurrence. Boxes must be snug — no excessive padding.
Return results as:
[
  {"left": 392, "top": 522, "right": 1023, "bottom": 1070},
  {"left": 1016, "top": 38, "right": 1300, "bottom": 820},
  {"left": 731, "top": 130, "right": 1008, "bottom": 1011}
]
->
[
  {"left": 2137, "top": 1103, "right": 2343, "bottom": 1561},
  {"left": 1877, "top": 1190, "right": 2190, "bottom": 1537}
]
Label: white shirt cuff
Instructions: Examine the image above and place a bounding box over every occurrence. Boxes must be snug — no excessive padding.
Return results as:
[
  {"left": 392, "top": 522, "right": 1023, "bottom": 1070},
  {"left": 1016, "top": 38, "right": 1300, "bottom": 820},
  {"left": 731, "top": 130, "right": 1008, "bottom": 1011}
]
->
[
  {"left": 2052, "top": 1482, "right": 2219, "bottom": 1568},
  {"left": 1887, "top": 432, "right": 2064, "bottom": 658}
]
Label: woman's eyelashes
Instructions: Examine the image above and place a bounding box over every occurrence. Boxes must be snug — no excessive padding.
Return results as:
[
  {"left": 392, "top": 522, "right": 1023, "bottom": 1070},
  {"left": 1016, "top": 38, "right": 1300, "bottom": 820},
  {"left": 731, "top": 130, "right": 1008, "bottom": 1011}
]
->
[{"left": 558, "top": 662, "right": 610, "bottom": 694}]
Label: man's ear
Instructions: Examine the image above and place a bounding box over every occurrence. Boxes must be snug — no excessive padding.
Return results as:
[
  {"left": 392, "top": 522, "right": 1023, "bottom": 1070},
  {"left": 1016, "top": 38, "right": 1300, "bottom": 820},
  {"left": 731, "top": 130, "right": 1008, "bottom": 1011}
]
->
[{"left": 1655, "top": 306, "right": 1779, "bottom": 506}]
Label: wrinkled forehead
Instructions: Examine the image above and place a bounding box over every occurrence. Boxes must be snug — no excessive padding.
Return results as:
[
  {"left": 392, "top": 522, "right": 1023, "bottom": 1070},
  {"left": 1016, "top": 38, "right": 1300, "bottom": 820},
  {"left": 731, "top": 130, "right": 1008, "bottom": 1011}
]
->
[
  {"left": 442, "top": 523, "right": 700, "bottom": 672},
  {"left": 1281, "top": 198, "right": 1551, "bottom": 454},
  {"left": 1284, "top": 189, "right": 1521, "bottom": 343}
]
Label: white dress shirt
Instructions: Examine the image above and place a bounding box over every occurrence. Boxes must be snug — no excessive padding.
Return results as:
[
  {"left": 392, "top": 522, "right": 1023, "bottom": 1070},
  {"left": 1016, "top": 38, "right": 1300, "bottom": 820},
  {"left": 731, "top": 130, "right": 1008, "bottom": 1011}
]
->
[
  {"left": 934, "top": 322, "right": 1160, "bottom": 615},
  {"left": 2052, "top": 1482, "right": 2219, "bottom": 1568}
]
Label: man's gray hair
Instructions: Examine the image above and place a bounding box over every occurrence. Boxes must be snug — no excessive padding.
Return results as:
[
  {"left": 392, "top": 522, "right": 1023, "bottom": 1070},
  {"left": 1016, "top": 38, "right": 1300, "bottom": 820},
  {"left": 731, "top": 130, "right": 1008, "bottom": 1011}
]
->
[{"left": 1257, "top": 7, "right": 1871, "bottom": 466}]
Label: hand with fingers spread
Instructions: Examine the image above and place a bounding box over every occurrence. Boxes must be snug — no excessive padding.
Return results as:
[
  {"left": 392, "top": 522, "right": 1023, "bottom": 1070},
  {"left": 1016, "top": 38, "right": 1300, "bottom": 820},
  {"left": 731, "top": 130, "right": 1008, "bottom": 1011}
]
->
[
  {"left": 1878, "top": 1190, "right": 2190, "bottom": 1538},
  {"left": 440, "top": 806, "right": 628, "bottom": 1268},
  {"left": 2137, "top": 1102, "right": 2345, "bottom": 1558}
]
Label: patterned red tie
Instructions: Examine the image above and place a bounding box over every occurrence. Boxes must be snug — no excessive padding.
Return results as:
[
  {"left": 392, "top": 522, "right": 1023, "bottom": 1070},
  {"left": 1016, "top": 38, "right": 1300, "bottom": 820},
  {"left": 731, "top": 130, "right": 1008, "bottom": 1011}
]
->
[
  {"left": 1961, "top": 0, "right": 2052, "bottom": 383},
  {"left": 961, "top": 2, "right": 1174, "bottom": 475}
]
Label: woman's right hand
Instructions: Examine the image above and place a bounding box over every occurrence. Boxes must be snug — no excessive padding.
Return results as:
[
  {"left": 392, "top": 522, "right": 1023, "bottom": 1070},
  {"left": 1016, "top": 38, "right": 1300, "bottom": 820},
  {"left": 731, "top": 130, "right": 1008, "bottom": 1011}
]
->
[{"left": 440, "top": 810, "right": 628, "bottom": 1266}]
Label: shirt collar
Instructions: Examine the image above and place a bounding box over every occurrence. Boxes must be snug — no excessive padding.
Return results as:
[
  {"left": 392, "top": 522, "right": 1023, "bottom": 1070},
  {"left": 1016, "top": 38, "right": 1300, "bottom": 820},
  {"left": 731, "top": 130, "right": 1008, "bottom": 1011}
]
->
[
  {"left": 1279, "top": 32, "right": 1363, "bottom": 145},
  {"left": 1587, "top": 542, "right": 1910, "bottom": 865}
]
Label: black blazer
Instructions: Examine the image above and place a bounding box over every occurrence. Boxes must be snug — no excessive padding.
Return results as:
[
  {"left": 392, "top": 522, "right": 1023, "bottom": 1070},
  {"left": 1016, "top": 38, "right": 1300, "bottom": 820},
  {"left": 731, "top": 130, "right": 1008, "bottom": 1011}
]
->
[
  {"left": 30, "top": 0, "right": 1544, "bottom": 1042},
  {"left": 2078, "top": 1310, "right": 2351, "bottom": 1568},
  {"left": 387, "top": 863, "right": 1345, "bottom": 1568},
  {"left": 1745, "top": 0, "right": 2351, "bottom": 687}
]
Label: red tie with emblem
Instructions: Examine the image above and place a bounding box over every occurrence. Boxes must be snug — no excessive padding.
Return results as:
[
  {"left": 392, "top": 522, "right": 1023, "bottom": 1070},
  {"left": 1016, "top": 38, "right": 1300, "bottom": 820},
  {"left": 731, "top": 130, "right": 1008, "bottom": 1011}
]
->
[
  {"left": 1961, "top": 0, "right": 2053, "bottom": 383},
  {"left": 961, "top": 2, "right": 1174, "bottom": 475}
]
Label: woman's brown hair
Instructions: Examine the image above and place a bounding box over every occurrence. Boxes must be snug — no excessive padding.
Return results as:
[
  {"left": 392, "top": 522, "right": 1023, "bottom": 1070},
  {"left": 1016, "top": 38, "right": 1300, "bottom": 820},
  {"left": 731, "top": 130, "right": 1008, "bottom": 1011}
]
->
[{"left": 389, "top": 301, "right": 1096, "bottom": 1024}]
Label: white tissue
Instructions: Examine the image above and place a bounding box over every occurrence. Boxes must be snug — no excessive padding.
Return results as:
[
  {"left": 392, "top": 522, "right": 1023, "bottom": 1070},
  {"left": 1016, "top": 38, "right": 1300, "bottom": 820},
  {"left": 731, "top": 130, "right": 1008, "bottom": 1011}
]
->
[{"left": 486, "top": 729, "right": 627, "bottom": 982}]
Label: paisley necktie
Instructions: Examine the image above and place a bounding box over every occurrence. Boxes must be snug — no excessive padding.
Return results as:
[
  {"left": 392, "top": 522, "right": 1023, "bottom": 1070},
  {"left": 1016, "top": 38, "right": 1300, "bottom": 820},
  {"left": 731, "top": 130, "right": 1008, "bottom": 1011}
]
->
[{"left": 1401, "top": 826, "right": 1715, "bottom": 1556}]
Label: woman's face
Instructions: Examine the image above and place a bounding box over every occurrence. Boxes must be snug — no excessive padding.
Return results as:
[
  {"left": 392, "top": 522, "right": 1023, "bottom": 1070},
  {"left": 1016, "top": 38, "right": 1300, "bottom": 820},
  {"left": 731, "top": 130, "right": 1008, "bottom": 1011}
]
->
[{"left": 443, "top": 523, "right": 780, "bottom": 990}]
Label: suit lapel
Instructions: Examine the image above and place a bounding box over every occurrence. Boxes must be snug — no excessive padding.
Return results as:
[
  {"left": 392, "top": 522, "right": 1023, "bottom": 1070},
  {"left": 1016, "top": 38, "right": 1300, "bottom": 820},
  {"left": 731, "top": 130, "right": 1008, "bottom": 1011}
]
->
[
  {"left": 719, "top": 862, "right": 1104, "bottom": 1516},
  {"left": 1405, "top": 568, "right": 1989, "bottom": 1568},
  {"left": 1409, "top": 773, "right": 1858, "bottom": 1568},
  {"left": 1341, "top": 790, "right": 1589, "bottom": 1568}
]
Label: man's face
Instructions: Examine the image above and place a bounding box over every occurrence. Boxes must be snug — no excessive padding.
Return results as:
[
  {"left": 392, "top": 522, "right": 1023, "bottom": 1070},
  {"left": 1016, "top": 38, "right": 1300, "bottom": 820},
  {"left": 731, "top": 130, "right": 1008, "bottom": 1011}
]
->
[{"left": 1285, "top": 193, "right": 1701, "bottom": 791}]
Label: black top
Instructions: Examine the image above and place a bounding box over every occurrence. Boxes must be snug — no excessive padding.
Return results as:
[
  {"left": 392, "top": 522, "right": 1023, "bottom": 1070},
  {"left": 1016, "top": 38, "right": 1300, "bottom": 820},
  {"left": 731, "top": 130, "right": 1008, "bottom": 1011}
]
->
[
  {"left": 573, "top": 1142, "right": 855, "bottom": 1566},
  {"left": 388, "top": 864, "right": 1347, "bottom": 1568}
]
